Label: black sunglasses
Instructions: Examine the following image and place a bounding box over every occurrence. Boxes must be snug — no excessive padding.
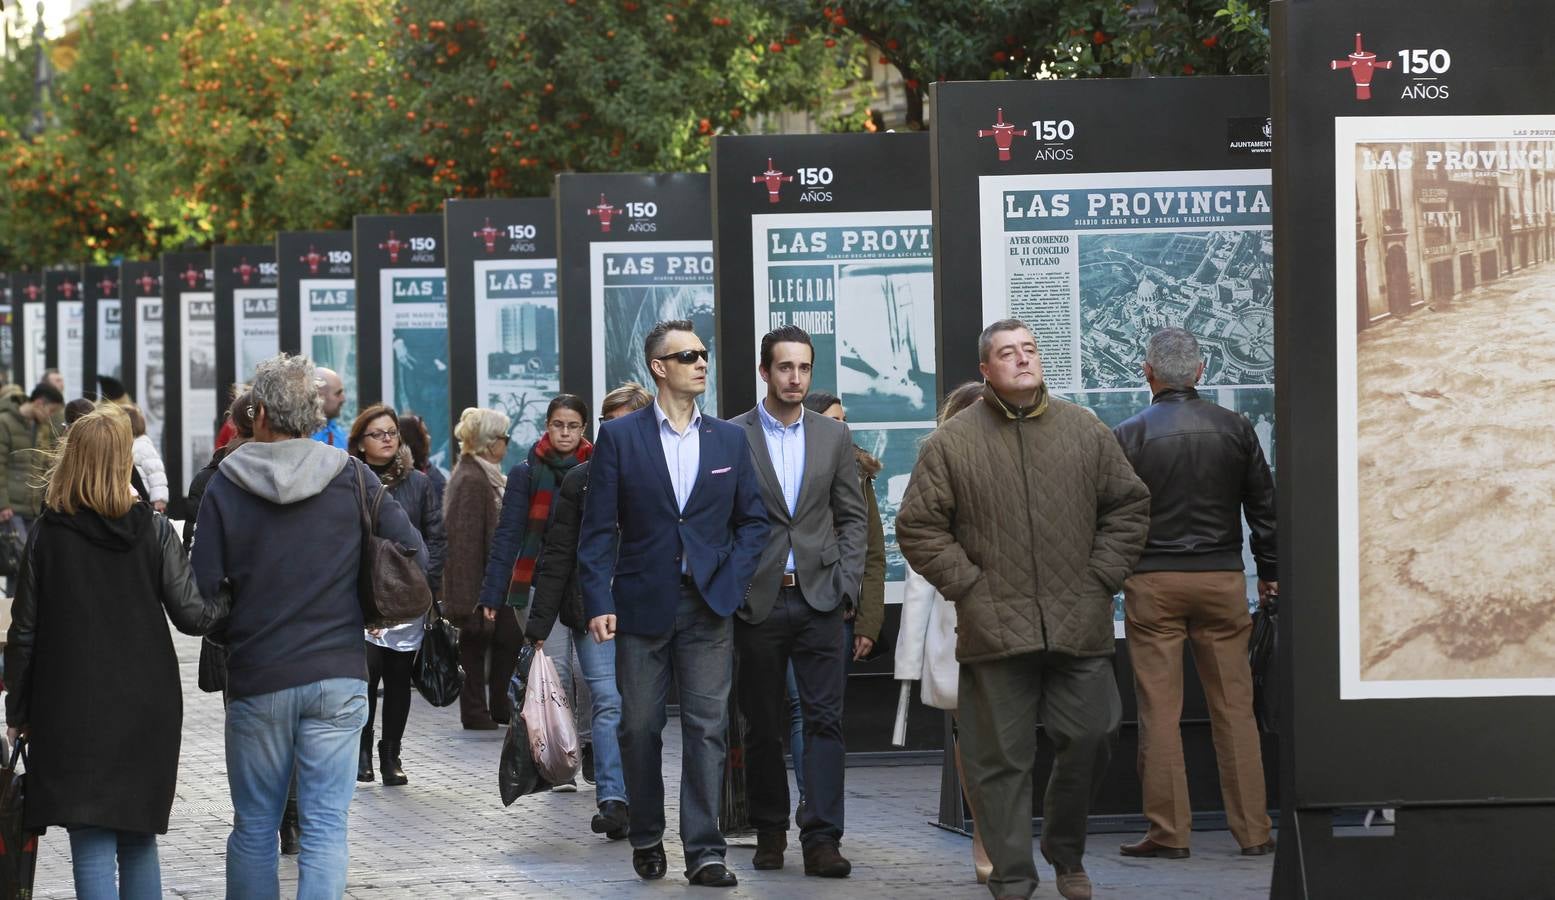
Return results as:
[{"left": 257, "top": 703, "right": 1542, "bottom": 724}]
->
[{"left": 656, "top": 349, "right": 709, "bottom": 365}]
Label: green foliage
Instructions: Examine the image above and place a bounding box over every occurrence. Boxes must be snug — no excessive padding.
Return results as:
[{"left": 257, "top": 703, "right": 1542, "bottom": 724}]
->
[
  {"left": 383, "top": 0, "right": 859, "bottom": 207},
  {"left": 0, "top": 0, "right": 1270, "bottom": 266},
  {"left": 776, "top": 0, "right": 1271, "bottom": 126}
]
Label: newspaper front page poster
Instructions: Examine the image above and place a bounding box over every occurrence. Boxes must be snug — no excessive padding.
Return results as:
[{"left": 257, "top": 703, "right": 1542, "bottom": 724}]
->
[
  {"left": 979, "top": 168, "right": 1275, "bottom": 636},
  {"left": 750, "top": 210, "right": 936, "bottom": 600},
  {"left": 590, "top": 241, "right": 717, "bottom": 413},
  {"left": 379, "top": 269, "right": 450, "bottom": 471},
  {"left": 475, "top": 258, "right": 558, "bottom": 471}
]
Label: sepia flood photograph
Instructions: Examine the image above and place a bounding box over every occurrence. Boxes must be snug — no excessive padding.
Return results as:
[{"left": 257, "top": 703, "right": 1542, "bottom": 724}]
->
[{"left": 1350, "top": 134, "right": 1555, "bottom": 691}]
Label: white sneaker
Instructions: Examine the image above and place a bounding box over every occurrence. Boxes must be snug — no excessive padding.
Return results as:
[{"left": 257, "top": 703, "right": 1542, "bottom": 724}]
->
[{"left": 551, "top": 779, "right": 578, "bottom": 793}]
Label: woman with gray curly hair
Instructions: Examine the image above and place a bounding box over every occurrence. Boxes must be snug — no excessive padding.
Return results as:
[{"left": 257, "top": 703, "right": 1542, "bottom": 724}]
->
[{"left": 440, "top": 406, "right": 519, "bottom": 728}]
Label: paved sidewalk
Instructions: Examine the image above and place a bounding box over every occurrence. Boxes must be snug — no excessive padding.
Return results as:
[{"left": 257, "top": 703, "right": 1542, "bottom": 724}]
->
[{"left": 30, "top": 633, "right": 1273, "bottom": 898}]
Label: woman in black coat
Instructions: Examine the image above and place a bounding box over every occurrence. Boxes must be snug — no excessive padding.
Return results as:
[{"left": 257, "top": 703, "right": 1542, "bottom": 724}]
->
[
  {"left": 348, "top": 404, "right": 446, "bottom": 786},
  {"left": 4, "top": 403, "right": 228, "bottom": 900}
]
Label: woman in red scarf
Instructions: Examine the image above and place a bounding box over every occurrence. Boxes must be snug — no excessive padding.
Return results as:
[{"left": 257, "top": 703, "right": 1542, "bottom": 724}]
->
[{"left": 476, "top": 395, "right": 592, "bottom": 755}]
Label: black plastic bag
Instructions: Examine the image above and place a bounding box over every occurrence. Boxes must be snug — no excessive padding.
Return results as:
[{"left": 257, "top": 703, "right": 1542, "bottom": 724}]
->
[
  {"left": 0, "top": 737, "right": 40, "bottom": 900},
  {"left": 1248, "top": 600, "right": 1279, "bottom": 734},
  {"left": 498, "top": 644, "right": 551, "bottom": 805},
  {"left": 411, "top": 599, "right": 464, "bottom": 708}
]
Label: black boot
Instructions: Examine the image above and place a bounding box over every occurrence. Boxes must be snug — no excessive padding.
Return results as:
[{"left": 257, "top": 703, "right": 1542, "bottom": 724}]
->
[
  {"left": 279, "top": 797, "right": 301, "bottom": 856},
  {"left": 357, "top": 732, "right": 374, "bottom": 783},
  {"left": 379, "top": 740, "right": 407, "bottom": 787}
]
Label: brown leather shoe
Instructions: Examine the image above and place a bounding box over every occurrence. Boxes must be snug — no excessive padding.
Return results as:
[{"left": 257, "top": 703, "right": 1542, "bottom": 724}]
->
[
  {"left": 802, "top": 841, "right": 852, "bottom": 878},
  {"left": 1055, "top": 870, "right": 1093, "bottom": 900},
  {"left": 1120, "top": 835, "right": 1190, "bottom": 859},
  {"left": 752, "top": 831, "right": 786, "bottom": 870},
  {"left": 1241, "top": 838, "right": 1276, "bottom": 856}
]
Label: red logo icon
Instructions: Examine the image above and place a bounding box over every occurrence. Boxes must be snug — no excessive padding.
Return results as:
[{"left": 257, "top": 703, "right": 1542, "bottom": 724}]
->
[
  {"left": 98, "top": 276, "right": 118, "bottom": 297},
  {"left": 136, "top": 274, "right": 160, "bottom": 295},
  {"left": 474, "top": 217, "right": 500, "bottom": 253},
  {"left": 233, "top": 257, "right": 255, "bottom": 285},
  {"left": 977, "top": 108, "right": 1028, "bottom": 162},
  {"left": 301, "top": 245, "right": 323, "bottom": 274},
  {"left": 588, "top": 194, "right": 620, "bottom": 233},
  {"left": 22, "top": 284, "right": 40, "bottom": 302},
  {"left": 59, "top": 279, "right": 78, "bottom": 300},
  {"left": 379, "top": 230, "right": 404, "bottom": 264},
  {"left": 180, "top": 265, "right": 201, "bottom": 288},
  {"left": 752, "top": 158, "right": 793, "bottom": 204},
  {"left": 1331, "top": 33, "right": 1391, "bottom": 101}
]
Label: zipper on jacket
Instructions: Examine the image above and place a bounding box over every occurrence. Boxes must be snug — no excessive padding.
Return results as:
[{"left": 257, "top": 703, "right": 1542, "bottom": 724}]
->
[{"left": 1015, "top": 417, "right": 1050, "bottom": 650}]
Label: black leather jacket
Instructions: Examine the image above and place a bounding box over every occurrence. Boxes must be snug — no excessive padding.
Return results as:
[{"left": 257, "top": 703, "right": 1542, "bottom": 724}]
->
[
  {"left": 1112, "top": 388, "right": 1277, "bottom": 580},
  {"left": 524, "top": 461, "right": 590, "bottom": 642}
]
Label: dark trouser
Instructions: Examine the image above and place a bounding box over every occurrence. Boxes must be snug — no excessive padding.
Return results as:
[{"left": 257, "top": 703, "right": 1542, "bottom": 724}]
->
[
  {"left": 459, "top": 608, "right": 524, "bottom": 725},
  {"left": 959, "top": 651, "right": 1121, "bottom": 900},
  {"left": 615, "top": 584, "right": 733, "bottom": 877},
  {"left": 737, "top": 585, "right": 847, "bottom": 848},
  {"left": 1124, "top": 571, "right": 1270, "bottom": 850},
  {"left": 363, "top": 643, "right": 415, "bottom": 747}
]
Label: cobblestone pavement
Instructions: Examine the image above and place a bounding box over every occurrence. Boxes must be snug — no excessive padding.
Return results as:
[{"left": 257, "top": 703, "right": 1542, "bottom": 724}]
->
[{"left": 30, "top": 633, "right": 1273, "bottom": 898}]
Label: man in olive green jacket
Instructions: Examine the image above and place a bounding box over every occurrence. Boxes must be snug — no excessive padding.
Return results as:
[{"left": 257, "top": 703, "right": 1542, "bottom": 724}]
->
[
  {"left": 0, "top": 383, "right": 65, "bottom": 533},
  {"left": 897, "top": 319, "right": 1149, "bottom": 900}
]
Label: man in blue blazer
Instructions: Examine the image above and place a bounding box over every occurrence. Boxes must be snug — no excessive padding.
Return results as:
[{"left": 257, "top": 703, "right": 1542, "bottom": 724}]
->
[{"left": 579, "top": 319, "right": 769, "bottom": 888}]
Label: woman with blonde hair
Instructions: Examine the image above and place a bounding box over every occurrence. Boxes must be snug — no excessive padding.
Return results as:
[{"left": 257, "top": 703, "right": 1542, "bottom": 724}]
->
[
  {"left": 4, "top": 403, "right": 228, "bottom": 900},
  {"left": 441, "top": 406, "right": 517, "bottom": 729}
]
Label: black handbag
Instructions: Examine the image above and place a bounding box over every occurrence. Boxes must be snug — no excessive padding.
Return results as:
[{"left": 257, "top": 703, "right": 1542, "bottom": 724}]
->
[
  {"left": 0, "top": 737, "right": 40, "bottom": 900},
  {"left": 1248, "top": 599, "right": 1279, "bottom": 734},
  {"left": 410, "top": 597, "right": 463, "bottom": 708}
]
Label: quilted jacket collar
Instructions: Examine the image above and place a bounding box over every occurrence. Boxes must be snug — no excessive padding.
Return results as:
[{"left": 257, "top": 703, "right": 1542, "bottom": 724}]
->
[{"left": 984, "top": 382, "right": 1050, "bottom": 420}]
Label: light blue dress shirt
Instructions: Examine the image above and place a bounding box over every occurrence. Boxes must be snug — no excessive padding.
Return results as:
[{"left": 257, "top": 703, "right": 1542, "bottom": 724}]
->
[
  {"left": 653, "top": 401, "right": 702, "bottom": 573},
  {"left": 757, "top": 400, "right": 805, "bottom": 573}
]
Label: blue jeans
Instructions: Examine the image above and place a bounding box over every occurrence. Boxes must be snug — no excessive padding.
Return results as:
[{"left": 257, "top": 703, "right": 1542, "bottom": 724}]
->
[
  {"left": 68, "top": 826, "right": 160, "bottom": 900},
  {"left": 786, "top": 617, "right": 854, "bottom": 802},
  {"left": 546, "top": 620, "right": 628, "bottom": 805},
  {"left": 615, "top": 586, "right": 733, "bottom": 876},
  {"left": 225, "top": 677, "right": 369, "bottom": 900}
]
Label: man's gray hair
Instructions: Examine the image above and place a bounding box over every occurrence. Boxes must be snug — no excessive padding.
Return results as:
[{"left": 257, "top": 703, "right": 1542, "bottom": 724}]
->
[
  {"left": 1146, "top": 327, "right": 1202, "bottom": 388},
  {"left": 977, "top": 318, "right": 1031, "bottom": 363},
  {"left": 251, "top": 353, "right": 324, "bottom": 437}
]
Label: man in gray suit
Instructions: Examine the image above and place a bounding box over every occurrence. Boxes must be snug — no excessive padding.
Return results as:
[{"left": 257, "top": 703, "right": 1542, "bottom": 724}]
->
[{"left": 734, "top": 325, "right": 867, "bottom": 878}]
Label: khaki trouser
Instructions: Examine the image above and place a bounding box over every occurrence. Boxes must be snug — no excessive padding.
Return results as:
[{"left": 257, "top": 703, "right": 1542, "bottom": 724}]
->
[
  {"left": 959, "top": 651, "right": 1121, "bottom": 900},
  {"left": 1123, "top": 570, "right": 1271, "bottom": 849}
]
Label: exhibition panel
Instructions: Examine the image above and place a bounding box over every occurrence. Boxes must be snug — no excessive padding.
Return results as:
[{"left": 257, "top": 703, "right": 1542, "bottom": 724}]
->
[
  {"left": 354, "top": 214, "right": 450, "bottom": 470},
  {"left": 119, "top": 261, "right": 165, "bottom": 456},
  {"left": 445, "top": 197, "right": 558, "bottom": 471},
  {"left": 160, "top": 251, "right": 215, "bottom": 517},
  {"left": 556, "top": 173, "right": 714, "bottom": 413},
  {"left": 43, "top": 267, "right": 84, "bottom": 399},
  {"left": 213, "top": 244, "right": 280, "bottom": 401}
]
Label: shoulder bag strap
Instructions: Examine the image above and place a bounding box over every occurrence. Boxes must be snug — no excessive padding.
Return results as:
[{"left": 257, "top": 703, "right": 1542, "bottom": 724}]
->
[{"left": 352, "top": 459, "right": 373, "bottom": 537}]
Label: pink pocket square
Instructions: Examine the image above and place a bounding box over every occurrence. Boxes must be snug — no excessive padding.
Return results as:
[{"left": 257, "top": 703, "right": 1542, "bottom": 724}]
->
[{"left": 710, "top": 466, "right": 732, "bottom": 475}]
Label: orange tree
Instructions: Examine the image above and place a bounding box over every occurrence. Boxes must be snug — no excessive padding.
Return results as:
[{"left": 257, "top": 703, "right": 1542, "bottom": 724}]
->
[
  {"left": 775, "top": 0, "right": 1271, "bottom": 129},
  {"left": 383, "top": 0, "right": 860, "bottom": 207}
]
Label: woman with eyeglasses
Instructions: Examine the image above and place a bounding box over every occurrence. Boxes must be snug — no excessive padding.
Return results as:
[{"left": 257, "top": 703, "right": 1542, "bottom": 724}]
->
[
  {"left": 346, "top": 404, "right": 446, "bottom": 786},
  {"left": 476, "top": 395, "right": 593, "bottom": 779}
]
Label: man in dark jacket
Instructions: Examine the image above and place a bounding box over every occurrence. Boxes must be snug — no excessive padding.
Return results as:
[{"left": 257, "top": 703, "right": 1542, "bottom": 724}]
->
[
  {"left": 578, "top": 321, "right": 768, "bottom": 888},
  {"left": 897, "top": 320, "right": 1150, "bottom": 900},
  {"left": 1111, "top": 327, "right": 1277, "bottom": 861},
  {"left": 191, "top": 353, "right": 427, "bottom": 899},
  {"left": 524, "top": 382, "right": 653, "bottom": 841}
]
